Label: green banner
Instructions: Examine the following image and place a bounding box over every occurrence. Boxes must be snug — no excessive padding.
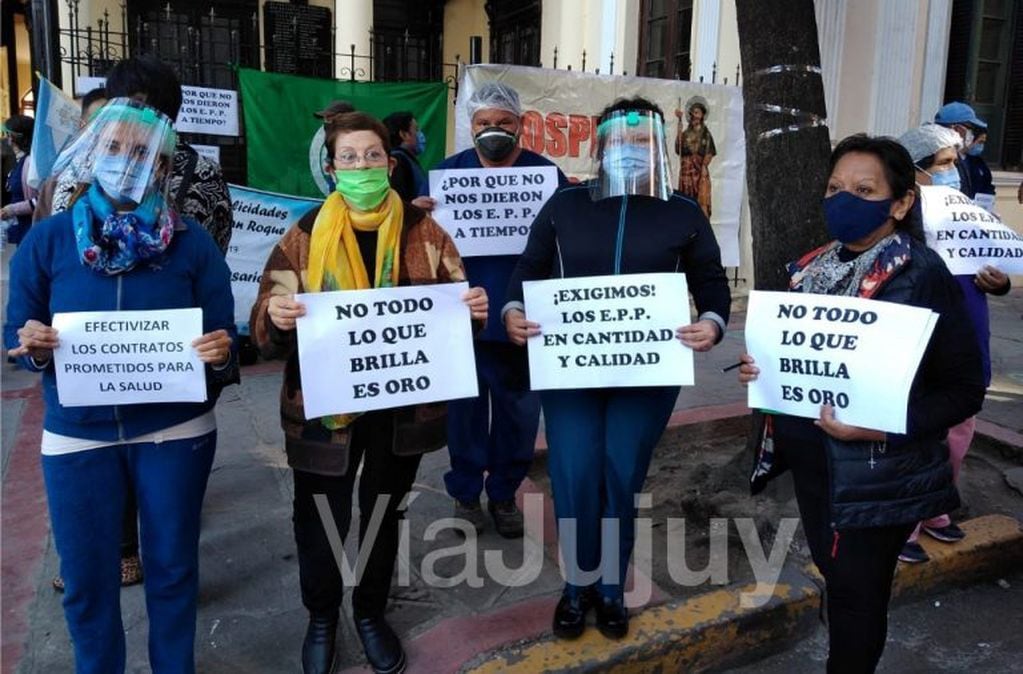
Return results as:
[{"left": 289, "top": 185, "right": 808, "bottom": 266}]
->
[{"left": 239, "top": 68, "right": 449, "bottom": 198}]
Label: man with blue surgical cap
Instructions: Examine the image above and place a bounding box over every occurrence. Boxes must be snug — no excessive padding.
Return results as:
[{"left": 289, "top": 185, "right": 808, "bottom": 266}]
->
[{"left": 437, "top": 82, "right": 568, "bottom": 538}]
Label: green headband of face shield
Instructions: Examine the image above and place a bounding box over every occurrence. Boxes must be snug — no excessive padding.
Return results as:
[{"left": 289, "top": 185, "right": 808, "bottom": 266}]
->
[{"left": 596, "top": 109, "right": 665, "bottom": 138}]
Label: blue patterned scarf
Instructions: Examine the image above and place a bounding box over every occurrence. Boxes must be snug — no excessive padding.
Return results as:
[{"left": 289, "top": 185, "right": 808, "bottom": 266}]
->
[{"left": 73, "top": 184, "right": 175, "bottom": 275}]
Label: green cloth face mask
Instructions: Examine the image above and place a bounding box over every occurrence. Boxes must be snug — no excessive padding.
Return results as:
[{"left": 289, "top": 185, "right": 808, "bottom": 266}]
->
[{"left": 334, "top": 167, "right": 390, "bottom": 210}]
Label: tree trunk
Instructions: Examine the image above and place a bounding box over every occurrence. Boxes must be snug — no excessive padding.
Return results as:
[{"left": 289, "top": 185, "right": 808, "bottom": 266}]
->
[{"left": 735, "top": 0, "right": 832, "bottom": 291}]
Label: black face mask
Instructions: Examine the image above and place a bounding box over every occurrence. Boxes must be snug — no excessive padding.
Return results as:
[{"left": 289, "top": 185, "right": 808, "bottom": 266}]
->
[{"left": 474, "top": 127, "right": 517, "bottom": 162}]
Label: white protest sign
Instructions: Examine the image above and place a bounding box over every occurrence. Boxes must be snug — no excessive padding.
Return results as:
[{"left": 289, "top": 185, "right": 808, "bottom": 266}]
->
[
  {"left": 428, "top": 166, "right": 559, "bottom": 256},
  {"left": 192, "top": 144, "right": 221, "bottom": 165},
  {"left": 973, "top": 192, "right": 995, "bottom": 213},
  {"left": 226, "top": 184, "right": 321, "bottom": 332},
  {"left": 74, "top": 77, "right": 239, "bottom": 137},
  {"left": 295, "top": 283, "right": 478, "bottom": 418},
  {"left": 75, "top": 76, "right": 106, "bottom": 97},
  {"left": 523, "top": 273, "right": 694, "bottom": 390},
  {"left": 52, "top": 309, "right": 207, "bottom": 407},
  {"left": 177, "top": 86, "right": 239, "bottom": 136},
  {"left": 920, "top": 185, "right": 1023, "bottom": 275},
  {"left": 744, "top": 291, "right": 938, "bottom": 434}
]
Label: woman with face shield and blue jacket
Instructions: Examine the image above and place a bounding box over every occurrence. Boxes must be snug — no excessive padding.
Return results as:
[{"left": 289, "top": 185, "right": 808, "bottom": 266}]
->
[
  {"left": 4, "top": 98, "right": 238, "bottom": 673},
  {"left": 503, "top": 97, "right": 731, "bottom": 640}
]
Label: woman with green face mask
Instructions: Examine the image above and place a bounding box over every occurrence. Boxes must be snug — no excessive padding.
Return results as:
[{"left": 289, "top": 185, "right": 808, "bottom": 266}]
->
[{"left": 251, "top": 112, "right": 487, "bottom": 674}]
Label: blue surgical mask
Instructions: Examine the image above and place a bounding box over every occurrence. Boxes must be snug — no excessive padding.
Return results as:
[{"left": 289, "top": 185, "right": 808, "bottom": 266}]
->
[
  {"left": 415, "top": 130, "right": 426, "bottom": 155},
  {"left": 601, "top": 143, "right": 650, "bottom": 180},
  {"left": 94, "top": 154, "right": 151, "bottom": 204},
  {"left": 966, "top": 143, "right": 985, "bottom": 157},
  {"left": 929, "top": 166, "right": 962, "bottom": 191},
  {"left": 823, "top": 191, "right": 894, "bottom": 244}
]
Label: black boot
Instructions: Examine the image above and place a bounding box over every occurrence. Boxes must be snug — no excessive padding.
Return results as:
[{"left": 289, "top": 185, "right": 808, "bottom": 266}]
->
[
  {"left": 301, "top": 614, "right": 338, "bottom": 674},
  {"left": 596, "top": 595, "right": 629, "bottom": 640},
  {"left": 552, "top": 587, "right": 596, "bottom": 640},
  {"left": 354, "top": 614, "right": 406, "bottom": 674}
]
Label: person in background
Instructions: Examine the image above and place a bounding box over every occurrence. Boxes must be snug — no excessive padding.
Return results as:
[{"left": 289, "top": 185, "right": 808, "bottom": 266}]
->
[
  {"left": 251, "top": 111, "right": 487, "bottom": 674},
  {"left": 961, "top": 129, "right": 995, "bottom": 208},
  {"left": 81, "top": 87, "right": 108, "bottom": 126},
  {"left": 738, "top": 134, "right": 984, "bottom": 673},
  {"left": 436, "top": 82, "right": 569, "bottom": 538},
  {"left": 896, "top": 123, "right": 1010, "bottom": 564},
  {"left": 383, "top": 111, "right": 432, "bottom": 208},
  {"left": 315, "top": 100, "right": 356, "bottom": 193},
  {"left": 1, "top": 115, "right": 37, "bottom": 245},
  {"left": 933, "top": 101, "right": 986, "bottom": 200},
  {"left": 4, "top": 97, "right": 238, "bottom": 674},
  {"left": 35, "top": 56, "right": 233, "bottom": 255},
  {"left": 505, "top": 97, "right": 730, "bottom": 641}
]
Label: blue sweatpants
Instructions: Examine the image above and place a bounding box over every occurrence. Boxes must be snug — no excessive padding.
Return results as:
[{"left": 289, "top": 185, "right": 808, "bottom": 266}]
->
[
  {"left": 444, "top": 341, "right": 540, "bottom": 503},
  {"left": 41, "top": 431, "right": 217, "bottom": 674},
  {"left": 542, "top": 386, "right": 679, "bottom": 600}
]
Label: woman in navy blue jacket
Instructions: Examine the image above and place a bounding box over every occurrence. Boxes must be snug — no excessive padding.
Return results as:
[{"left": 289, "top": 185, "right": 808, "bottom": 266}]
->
[
  {"left": 738, "top": 135, "right": 984, "bottom": 673},
  {"left": 4, "top": 99, "right": 237, "bottom": 674},
  {"left": 504, "top": 98, "right": 731, "bottom": 641}
]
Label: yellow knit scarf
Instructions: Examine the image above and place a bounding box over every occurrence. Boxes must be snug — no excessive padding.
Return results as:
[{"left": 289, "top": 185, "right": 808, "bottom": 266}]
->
[{"left": 307, "top": 189, "right": 403, "bottom": 429}]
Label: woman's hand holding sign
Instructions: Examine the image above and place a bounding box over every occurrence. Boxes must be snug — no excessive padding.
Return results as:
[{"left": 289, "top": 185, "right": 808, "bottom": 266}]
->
[
  {"left": 504, "top": 308, "right": 541, "bottom": 346},
  {"left": 739, "top": 353, "right": 884, "bottom": 442},
  {"left": 192, "top": 329, "right": 233, "bottom": 366},
  {"left": 814, "top": 404, "right": 885, "bottom": 442},
  {"left": 10, "top": 319, "right": 60, "bottom": 361},
  {"left": 268, "top": 294, "right": 307, "bottom": 331},
  {"left": 677, "top": 319, "right": 719, "bottom": 352},
  {"left": 462, "top": 287, "right": 489, "bottom": 322}
]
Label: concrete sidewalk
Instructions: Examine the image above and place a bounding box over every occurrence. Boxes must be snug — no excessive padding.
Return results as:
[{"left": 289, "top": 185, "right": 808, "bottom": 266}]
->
[{"left": 2, "top": 289, "right": 1021, "bottom": 674}]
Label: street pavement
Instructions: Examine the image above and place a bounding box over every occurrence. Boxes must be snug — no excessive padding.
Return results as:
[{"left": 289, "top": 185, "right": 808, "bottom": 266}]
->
[{"left": 2, "top": 246, "right": 1021, "bottom": 673}]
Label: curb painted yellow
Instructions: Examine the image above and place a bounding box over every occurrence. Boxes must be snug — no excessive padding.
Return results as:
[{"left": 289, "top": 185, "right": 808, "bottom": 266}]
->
[{"left": 464, "top": 515, "right": 1023, "bottom": 674}]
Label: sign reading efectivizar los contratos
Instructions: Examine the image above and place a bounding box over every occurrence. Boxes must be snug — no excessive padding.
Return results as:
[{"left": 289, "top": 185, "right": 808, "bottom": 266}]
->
[{"left": 52, "top": 309, "right": 207, "bottom": 406}]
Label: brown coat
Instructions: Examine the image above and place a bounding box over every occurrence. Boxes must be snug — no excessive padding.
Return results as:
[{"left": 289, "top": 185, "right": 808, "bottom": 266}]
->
[{"left": 251, "top": 202, "right": 473, "bottom": 476}]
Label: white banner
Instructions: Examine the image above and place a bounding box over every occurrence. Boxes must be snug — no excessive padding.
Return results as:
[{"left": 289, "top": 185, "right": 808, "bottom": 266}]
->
[
  {"left": 52, "top": 309, "right": 207, "bottom": 407},
  {"left": 295, "top": 284, "right": 478, "bottom": 418},
  {"left": 74, "top": 78, "right": 240, "bottom": 137},
  {"left": 744, "top": 291, "right": 938, "bottom": 434},
  {"left": 456, "top": 64, "right": 745, "bottom": 266},
  {"left": 920, "top": 185, "right": 1023, "bottom": 275},
  {"left": 428, "top": 165, "right": 559, "bottom": 256},
  {"left": 192, "top": 144, "right": 221, "bottom": 165},
  {"left": 226, "top": 185, "right": 321, "bottom": 332},
  {"left": 177, "top": 86, "right": 239, "bottom": 136},
  {"left": 523, "top": 273, "right": 694, "bottom": 390}
]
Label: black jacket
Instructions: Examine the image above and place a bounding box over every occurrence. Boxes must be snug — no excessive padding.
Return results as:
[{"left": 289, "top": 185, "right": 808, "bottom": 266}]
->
[
  {"left": 751, "top": 237, "right": 986, "bottom": 529},
  {"left": 505, "top": 184, "right": 731, "bottom": 332}
]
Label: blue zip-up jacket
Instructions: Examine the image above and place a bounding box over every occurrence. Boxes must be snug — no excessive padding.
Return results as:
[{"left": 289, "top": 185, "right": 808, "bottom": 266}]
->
[
  {"left": 504, "top": 183, "right": 731, "bottom": 336},
  {"left": 3, "top": 209, "right": 239, "bottom": 441}
]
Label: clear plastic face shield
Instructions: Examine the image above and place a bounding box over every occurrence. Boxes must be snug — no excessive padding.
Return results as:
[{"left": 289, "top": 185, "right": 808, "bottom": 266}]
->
[
  {"left": 590, "top": 109, "right": 673, "bottom": 202},
  {"left": 52, "top": 97, "right": 177, "bottom": 206}
]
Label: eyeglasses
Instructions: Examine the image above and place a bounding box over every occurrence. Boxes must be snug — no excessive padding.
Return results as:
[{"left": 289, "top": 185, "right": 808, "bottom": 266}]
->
[{"left": 333, "top": 148, "right": 388, "bottom": 168}]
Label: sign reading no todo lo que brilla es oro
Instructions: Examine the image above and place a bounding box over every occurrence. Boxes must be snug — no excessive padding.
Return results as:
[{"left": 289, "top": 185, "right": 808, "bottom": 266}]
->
[
  {"left": 295, "top": 283, "right": 478, "bottom": 418},
  {"left": 52, "top": 309, "right": 207, "bottom": 406},
  {"left": 523, "top": 273, "right": 695, "bottom": 390},
  {"left": 429, "top": 166, "right": 560, "bottom": 257},
  {"left": 743, "top": 291, "right": 938, "bottom": 434}
]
